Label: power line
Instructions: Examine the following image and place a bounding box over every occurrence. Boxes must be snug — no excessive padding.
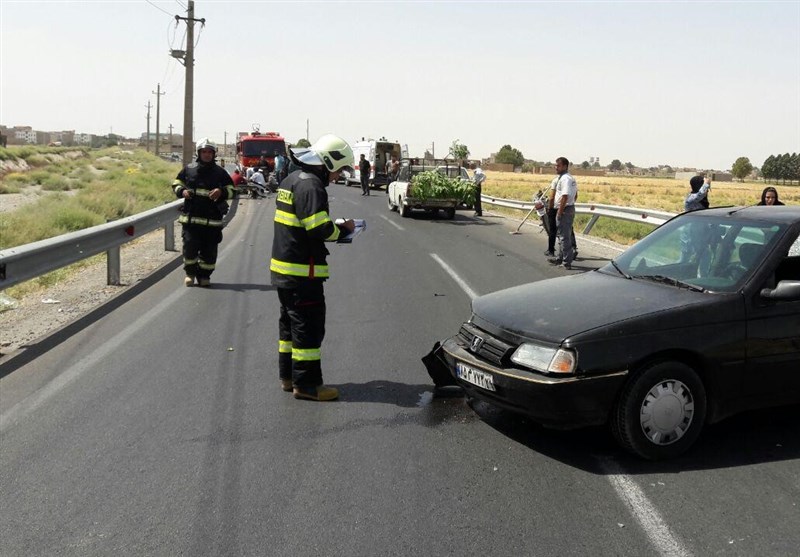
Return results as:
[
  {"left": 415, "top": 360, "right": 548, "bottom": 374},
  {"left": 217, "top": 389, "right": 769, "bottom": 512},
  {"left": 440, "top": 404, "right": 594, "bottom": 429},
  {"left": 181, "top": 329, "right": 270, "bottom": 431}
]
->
[
  {"left": 175, "top": 0, "right": 187, "bottom": 10},
  {"left": 145, "top": 0, "right": 173, "bottom": 17}
]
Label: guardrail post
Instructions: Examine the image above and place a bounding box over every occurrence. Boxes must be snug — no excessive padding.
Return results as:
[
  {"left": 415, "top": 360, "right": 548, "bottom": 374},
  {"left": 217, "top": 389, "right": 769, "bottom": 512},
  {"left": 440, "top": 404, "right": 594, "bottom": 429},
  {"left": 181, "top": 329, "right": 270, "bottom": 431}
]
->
[
  {"left": 582, "top": 214, "right": 600, "bottom": 235},
  {"left": 165, "top": 221, "right": 176, "bottom": 252},
  {"left": 107, "top": 246, "right": 121, "bottom": 285}
]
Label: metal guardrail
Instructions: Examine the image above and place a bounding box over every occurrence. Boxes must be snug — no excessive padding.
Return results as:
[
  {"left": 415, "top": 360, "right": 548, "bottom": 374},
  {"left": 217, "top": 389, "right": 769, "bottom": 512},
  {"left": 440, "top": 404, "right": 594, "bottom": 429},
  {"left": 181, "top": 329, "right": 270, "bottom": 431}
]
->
[
  {"left": 0, "top": 194, "right": 675, "bottom": 292},
  {"left": 0, "top": 200, "right": 183, "bottom": 291},
  {"left": 481, "top": 195, "right": 677, "bottom": 234}
]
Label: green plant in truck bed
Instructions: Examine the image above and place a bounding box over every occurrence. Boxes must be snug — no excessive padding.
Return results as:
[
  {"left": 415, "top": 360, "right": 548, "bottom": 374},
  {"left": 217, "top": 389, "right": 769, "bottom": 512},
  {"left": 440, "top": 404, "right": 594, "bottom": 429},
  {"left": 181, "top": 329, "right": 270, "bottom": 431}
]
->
[{"left": 410, "top": 170, "right": 476, "bottom": 204}]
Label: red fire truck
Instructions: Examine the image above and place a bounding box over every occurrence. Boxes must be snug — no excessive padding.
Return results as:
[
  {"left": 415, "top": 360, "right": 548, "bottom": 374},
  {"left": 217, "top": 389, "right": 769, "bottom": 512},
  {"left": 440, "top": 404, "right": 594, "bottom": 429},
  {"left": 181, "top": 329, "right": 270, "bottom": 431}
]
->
[{"left": 235, "top": 128, "right": 286, "bottom": 173}]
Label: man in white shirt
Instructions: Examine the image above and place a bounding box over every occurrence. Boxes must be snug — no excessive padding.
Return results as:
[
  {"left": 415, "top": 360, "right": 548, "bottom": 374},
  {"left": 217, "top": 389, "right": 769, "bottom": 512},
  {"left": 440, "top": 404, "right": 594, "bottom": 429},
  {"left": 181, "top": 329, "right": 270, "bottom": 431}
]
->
[
  {"left": 548, "top": 156, "right": 578, "bottom": 269},
  {"left": 473, "top": 165, "right": 486, "bottom": 217}
]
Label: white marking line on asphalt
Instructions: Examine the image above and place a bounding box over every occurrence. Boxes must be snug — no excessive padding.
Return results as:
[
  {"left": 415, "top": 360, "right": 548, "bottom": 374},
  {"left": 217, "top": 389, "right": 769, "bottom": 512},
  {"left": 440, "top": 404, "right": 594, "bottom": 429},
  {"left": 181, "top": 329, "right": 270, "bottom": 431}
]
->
[
  {"left": 599, "top": 458, "right": 693, "bottom": 557},
  {"left": 379, "top": 214, "right": 404, "bottom": 230},
  {"left": 430, "top": 253, "right": 478, "bottom": 300}
]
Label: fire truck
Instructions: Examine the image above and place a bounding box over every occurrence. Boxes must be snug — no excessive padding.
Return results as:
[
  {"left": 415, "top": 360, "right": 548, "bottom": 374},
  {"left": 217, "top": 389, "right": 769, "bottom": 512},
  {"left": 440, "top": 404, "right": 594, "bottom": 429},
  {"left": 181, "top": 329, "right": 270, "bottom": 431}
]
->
[{"left": 235, "top": 127, "right": 286, "bottom": 174}]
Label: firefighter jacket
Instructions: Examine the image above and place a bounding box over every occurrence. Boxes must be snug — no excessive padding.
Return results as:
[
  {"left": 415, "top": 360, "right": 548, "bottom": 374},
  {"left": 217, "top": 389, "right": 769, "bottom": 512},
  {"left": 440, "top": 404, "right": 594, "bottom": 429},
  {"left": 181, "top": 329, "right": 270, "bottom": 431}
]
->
[
  {"left": 173, "top": 162, "right": 235, "bottom": 227},
  {"left": 270, "top": 170, "right": 343, "bottom": 287}
]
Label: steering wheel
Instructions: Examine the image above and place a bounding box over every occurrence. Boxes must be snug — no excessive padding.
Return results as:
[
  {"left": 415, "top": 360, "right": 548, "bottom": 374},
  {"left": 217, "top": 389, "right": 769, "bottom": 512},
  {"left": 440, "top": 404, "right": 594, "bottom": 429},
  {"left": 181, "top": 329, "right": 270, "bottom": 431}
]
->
[{"left": 722, "top": 263, "right": 748, "bottom": 281}]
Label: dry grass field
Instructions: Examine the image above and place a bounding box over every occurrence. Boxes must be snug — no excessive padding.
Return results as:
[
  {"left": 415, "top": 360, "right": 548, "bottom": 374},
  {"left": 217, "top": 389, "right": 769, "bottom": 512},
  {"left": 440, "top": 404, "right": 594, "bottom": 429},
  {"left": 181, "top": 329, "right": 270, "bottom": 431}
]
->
[{"left": 482, "top": 171, "right": 799, "bottom": 213}]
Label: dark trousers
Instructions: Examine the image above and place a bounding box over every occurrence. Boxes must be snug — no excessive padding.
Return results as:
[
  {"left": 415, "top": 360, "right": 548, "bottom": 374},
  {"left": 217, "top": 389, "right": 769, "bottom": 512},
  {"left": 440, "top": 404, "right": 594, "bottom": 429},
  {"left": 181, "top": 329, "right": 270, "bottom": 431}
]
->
[
  {"left": 278, "top": 281, "right": 326, "bottom": 387},
  {"left": 360, "top": 174, "right": 370, "bottom": 195},
  {"left": 474, "top": 183, "right": 482, "bottom": 215},
  {"left": 546, "top": 208, "right": 558, "bottom": 253},
  {"left": 181, "top": 225, "right": 222, "bottom": 279},
  {"left": 546, "top": 207, "right": 577, "bottom": 255}
]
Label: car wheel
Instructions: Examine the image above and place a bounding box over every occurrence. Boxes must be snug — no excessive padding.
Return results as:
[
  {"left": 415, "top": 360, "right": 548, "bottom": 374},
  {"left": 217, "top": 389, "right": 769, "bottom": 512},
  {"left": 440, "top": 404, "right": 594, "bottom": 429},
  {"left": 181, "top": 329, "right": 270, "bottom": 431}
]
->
[
  {"left": 611, "top": 361, "right": 707, "bottom": 460},
  {"left": 444, "top": 208, "right": 456, "bottom": 220},
  {"left": 387, "top": 195, "right": 397, "bottom": 212},
  {"left": 399, "top": 199, "right": 410, "bottom": 218}
]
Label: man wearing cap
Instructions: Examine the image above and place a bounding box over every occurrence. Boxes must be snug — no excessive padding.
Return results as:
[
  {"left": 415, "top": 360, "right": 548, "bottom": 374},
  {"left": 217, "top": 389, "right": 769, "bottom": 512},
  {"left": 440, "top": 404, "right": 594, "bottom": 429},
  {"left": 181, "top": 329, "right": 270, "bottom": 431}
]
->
[{"left": 270, "top": 134, "right": 356, "bottom": 401}]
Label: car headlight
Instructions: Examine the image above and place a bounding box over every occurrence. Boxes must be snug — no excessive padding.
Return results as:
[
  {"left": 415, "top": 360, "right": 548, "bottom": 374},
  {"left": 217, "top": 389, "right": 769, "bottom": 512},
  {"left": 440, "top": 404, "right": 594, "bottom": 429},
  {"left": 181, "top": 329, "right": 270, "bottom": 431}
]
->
[{"left": 510, "top": 342, "right": 577, "bottom": 374}]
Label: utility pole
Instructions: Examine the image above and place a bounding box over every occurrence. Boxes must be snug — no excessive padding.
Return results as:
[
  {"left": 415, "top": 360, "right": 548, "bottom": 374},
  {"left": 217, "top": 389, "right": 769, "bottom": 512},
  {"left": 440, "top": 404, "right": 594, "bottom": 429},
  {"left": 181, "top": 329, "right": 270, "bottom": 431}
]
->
[
  {"left": 144, "top": 101, "right": 152, "bottom": 152},
  {"left": 152, "top": 83, "right": 165, "bottom": 156},
  {"left": 306, "top": 119, "right": 309, "bottom": 142},
  {"left": 172, "top": 1, "right": 205, "bottom": 165},
  {"left": 168, "top": 124, "right": 174, "bottom": 154},
  {"left": 224, "top": 131, "right": 227, "bottom": 158}
]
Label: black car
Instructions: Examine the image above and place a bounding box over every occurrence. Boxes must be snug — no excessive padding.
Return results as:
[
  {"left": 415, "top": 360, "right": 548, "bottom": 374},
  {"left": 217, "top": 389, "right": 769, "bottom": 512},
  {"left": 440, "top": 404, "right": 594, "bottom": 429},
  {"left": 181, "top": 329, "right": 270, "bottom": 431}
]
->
[{"left": 434, "top": 206, "right": 800, "bottom": 459}]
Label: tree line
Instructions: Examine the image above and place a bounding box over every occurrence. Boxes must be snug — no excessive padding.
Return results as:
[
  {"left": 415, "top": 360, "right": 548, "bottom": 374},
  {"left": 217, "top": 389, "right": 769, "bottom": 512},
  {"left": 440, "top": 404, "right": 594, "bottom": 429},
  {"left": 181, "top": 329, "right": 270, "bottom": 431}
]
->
[{"left": 760, "top": 153, "right": 799, "bottom": 184}]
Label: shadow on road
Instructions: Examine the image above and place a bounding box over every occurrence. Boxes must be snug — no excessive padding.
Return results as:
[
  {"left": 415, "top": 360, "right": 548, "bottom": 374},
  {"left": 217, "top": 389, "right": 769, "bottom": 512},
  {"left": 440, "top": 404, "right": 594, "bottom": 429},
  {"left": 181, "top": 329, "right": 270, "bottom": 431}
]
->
[
  {"left": 206, "top": 283, "right": 275, "bottom": 292},
  {"left": 467, "top": 397, "right": 800, "bottom": 473},
  {"left": 0, "top": 256, "right": 184, "bottom": 378}
]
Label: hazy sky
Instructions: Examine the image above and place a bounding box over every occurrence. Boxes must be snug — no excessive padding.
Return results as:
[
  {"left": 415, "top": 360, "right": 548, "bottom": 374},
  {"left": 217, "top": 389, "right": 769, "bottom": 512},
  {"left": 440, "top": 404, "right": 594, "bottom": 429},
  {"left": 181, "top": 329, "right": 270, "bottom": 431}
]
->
[{"left": 2, "top": 0, "right": 799, "bottom": 170}]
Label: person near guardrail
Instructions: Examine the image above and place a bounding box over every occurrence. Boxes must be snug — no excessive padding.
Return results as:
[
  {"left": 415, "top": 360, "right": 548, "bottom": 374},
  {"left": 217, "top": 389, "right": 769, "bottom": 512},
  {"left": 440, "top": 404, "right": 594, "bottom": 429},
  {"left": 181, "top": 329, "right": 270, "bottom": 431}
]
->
[
  {"left": 684, "top": 175, "right": 710, "bottom": 212},
  {"left": 274, "top": 152, "right": 287, "bottom": 184},
  {"left": 548, "top": 157, "right": 579, "bottom": 270},
  {"left": 680, "top": 175, "right": 712, "bottom": 267},
  {"left": 473, "top": 165, "right": 485, "bottom": 217},
  {"left": 172, "top": 138, "right": 235, "bottom": 288},
  {"left": 271, "top": 134, "right": 356, "bottom": 402},
  {"left": 359, "top": 153, "right": 371, "bottom": 196}
]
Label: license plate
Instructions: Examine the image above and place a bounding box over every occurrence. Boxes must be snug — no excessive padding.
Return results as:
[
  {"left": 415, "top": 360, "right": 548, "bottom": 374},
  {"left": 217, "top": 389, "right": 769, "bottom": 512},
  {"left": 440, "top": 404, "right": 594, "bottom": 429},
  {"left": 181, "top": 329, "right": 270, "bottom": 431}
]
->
[{"left": 455, "top": 362, "right": 496, "bottom": 392}]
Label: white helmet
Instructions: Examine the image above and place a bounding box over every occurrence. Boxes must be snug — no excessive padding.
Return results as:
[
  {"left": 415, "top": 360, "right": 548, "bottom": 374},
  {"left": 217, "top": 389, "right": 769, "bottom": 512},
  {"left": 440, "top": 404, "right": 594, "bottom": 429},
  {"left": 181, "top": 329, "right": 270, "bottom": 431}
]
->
[
  {"left": 290, "top": 134, "right": 354, "bottom": 173},
  {"left": 196, "top": 137, "right": 217, "bottom": 154}
]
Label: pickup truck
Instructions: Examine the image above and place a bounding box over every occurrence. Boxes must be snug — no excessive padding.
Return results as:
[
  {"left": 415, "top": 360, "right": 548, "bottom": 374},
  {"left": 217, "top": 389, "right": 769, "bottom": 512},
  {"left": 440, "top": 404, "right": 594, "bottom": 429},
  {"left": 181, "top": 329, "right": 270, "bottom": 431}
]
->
[{"left": 387, "top": 159, "right": 474, "bottom": 219}]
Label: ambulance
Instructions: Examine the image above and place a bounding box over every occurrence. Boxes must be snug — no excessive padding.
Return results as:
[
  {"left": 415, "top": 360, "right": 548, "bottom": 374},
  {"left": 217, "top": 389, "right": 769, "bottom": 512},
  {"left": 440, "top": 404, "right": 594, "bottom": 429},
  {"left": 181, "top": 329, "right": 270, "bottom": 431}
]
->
[{"left": 348, "top": 138, "right": 407, "bottom": 191}]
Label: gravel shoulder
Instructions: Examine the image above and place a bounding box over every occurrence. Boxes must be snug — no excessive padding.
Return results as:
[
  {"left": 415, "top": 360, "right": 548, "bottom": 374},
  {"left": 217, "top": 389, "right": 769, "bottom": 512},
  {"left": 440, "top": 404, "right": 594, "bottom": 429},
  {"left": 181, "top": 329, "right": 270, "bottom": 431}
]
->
[{"left": 0, "top": 219, "right": 181, "bottom": 360}]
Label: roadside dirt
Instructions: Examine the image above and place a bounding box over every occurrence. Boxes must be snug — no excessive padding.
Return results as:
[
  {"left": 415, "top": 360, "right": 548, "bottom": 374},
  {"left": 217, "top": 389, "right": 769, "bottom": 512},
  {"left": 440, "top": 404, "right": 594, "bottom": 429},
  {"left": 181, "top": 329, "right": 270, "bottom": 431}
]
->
[{"left": 0, "top": 207, "right": 181, "bottom": 359}]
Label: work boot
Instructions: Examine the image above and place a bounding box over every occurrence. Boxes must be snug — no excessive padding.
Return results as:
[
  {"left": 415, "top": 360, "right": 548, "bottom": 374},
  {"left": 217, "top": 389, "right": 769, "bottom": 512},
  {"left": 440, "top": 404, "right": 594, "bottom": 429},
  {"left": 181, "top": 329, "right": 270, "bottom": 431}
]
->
[
  {"left": 198, "top": 278, "right": 211, "bottom": 288},
  {"left": 293, "top": 384, "right": 339, "bottom": 401},
  {"left": 184, "top": 276, "right": 195, "bottom": 287},
  {"left": 280, "top": 379, "right": 293, "bottom": 392}
]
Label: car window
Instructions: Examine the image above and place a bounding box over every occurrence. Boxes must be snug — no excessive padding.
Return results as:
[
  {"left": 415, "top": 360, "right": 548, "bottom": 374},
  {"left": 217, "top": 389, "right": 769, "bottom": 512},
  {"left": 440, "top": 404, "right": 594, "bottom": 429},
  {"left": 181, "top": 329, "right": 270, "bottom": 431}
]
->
[
  {"left": 615, "top": 215, "right": 784, "bottom": 292},
  {"left": 460, "top": 168, "right": 471, "bottom": 181}
]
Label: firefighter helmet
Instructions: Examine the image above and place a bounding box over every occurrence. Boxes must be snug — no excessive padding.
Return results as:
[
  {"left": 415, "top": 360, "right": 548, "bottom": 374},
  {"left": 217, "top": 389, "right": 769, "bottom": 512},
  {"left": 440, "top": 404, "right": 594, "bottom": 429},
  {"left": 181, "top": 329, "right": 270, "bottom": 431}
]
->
[
  {"left": 290, "top": 134, "right": 354, "bottom": 173},
  {"left": 196, "top": 138, "right": 217, "bottom": 154}
]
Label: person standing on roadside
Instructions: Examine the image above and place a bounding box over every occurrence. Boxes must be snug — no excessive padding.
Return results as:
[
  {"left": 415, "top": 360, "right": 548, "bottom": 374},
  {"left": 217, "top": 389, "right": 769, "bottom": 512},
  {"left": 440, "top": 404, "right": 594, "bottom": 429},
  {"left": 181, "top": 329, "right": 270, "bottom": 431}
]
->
[
  {"left": 684, "top": 175, "right": 711, "bottom": 212},
  {"left": 172, "top": 138, "right": 235, "bottom": 287},
  {"left": 359, "top": 153, "right": 371, "bottom": 196},
  {"left": 271, "top": 134, "right": 356, "bottom": 402},
  {"left": 473, "top": 165, "right": 485, "bottom": 217},
  {"left": 758, "top": 186, "right": 784, "bottom": 206},
  {"left": 548, "top": 157, "right": 578, "bottom": 270}
]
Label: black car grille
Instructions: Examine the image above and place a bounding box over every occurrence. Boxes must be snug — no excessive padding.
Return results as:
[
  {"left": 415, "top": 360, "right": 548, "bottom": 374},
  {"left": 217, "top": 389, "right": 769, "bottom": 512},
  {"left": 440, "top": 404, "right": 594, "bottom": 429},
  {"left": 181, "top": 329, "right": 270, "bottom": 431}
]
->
[{"left": 457, "top": 323, "right": 515, "bottom": 366}]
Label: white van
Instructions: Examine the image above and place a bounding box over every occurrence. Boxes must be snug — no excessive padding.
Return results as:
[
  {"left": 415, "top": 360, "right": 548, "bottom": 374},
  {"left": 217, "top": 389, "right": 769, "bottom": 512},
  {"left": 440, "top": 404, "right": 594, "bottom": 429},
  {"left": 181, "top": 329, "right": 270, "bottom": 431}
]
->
[{"left": 348, "top": 139, "right": 407, "bottom": 191}]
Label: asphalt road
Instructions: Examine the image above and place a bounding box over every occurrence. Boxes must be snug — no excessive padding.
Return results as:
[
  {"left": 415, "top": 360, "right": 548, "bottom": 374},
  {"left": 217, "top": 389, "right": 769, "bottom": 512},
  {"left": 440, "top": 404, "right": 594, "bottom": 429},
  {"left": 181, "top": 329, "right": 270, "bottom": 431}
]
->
[{"left": 1, "top": 184, "right": 798, "bottom": 556}]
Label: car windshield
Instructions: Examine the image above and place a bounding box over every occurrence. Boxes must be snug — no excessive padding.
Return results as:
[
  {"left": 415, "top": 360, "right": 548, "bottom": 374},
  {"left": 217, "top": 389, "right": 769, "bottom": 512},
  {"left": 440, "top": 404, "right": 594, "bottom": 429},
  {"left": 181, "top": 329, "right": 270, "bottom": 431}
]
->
[
  {"left": 241, "top": 140, "right": 286, "bottom": 157},
  {"left": 609, "top": 212, "right": 787, "bottom": 293}
]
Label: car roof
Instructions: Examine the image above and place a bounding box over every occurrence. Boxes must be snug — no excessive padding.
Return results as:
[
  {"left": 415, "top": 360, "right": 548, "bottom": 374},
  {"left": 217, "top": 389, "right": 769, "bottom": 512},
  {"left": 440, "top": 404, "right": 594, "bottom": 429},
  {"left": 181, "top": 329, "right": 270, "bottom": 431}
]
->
[{"left": 685, "top": 205, "right": 800, "bottom": 226}]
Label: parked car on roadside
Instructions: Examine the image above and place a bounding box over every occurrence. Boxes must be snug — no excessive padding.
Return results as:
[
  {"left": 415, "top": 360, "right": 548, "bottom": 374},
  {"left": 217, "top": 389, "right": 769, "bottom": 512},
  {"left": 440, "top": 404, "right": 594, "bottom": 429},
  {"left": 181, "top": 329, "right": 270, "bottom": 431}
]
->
[{"left": 430, "top": 206, "right": 800, "bottom": 459}]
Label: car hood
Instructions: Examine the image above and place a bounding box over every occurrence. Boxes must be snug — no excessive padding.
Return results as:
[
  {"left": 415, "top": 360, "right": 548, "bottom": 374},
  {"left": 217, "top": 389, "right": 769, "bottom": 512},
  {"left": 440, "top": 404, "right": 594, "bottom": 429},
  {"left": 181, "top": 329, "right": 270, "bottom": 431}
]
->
[{"left": 471, "top": 270, "right": 717, "bottom": 344}]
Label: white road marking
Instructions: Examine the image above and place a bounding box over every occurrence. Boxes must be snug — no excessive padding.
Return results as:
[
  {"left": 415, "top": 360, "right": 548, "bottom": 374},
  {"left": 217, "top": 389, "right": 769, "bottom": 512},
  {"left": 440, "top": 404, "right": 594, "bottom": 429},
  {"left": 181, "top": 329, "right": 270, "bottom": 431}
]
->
[
  {"left": 599, "top": 458, "right": 693, "bottom": 557},
  {"left": 379, "top": 214, "right": 404, "bottom": 230},
  {"left": 430, "top": 253, "right": 478, "bottom": 300}
]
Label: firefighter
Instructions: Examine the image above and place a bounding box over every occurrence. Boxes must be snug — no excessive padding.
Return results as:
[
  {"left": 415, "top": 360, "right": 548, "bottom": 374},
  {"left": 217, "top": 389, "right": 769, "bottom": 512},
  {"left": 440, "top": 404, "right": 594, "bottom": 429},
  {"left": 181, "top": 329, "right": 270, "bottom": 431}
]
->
[
  {"left": 172, "top": 138, "right": 235, "bottom": 287},
  {"left": 271, "top": 134, "right": 355, "bottom": 401}
]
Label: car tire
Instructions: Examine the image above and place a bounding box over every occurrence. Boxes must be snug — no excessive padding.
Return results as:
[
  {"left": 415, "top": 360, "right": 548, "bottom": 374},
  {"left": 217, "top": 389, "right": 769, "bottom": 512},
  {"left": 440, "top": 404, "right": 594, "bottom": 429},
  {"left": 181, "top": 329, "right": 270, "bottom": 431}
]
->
[
  {"left": 387, "top": 195, "right": 397, "bottom": 212},
  {"left": 444, "top": 208, "right": 456, "bottom": 220},
  {"left": 399, "top": 198, "right": 410, "bottom": 218},
  {"left": 611, "top": 361, "right": 707, "bottom": 460}
]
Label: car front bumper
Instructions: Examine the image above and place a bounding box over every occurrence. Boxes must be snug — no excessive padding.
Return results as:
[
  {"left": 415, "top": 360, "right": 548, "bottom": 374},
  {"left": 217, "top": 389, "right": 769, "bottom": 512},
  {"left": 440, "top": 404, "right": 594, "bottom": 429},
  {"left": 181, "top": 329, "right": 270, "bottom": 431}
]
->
[{"left": 440, "top": 336, "right": 628, "bottom": 429}]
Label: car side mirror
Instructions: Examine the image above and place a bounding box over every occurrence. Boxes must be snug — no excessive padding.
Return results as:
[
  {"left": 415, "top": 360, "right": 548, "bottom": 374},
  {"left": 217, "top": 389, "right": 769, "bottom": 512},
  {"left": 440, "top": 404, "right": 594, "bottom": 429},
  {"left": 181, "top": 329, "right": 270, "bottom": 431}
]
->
[{"left": 760, "top": 280, "right": 800, "bottom": 301}]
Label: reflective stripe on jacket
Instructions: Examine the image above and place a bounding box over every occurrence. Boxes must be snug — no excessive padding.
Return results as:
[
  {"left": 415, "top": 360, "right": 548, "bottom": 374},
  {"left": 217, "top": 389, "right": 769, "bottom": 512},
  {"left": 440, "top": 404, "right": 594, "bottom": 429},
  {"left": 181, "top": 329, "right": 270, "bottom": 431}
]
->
[
  {"left": 270, "top": 170, "right": 341, "bottom": 287},
  {"left": 173, "top": 162, "right": 235, "bottom": 226}
]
